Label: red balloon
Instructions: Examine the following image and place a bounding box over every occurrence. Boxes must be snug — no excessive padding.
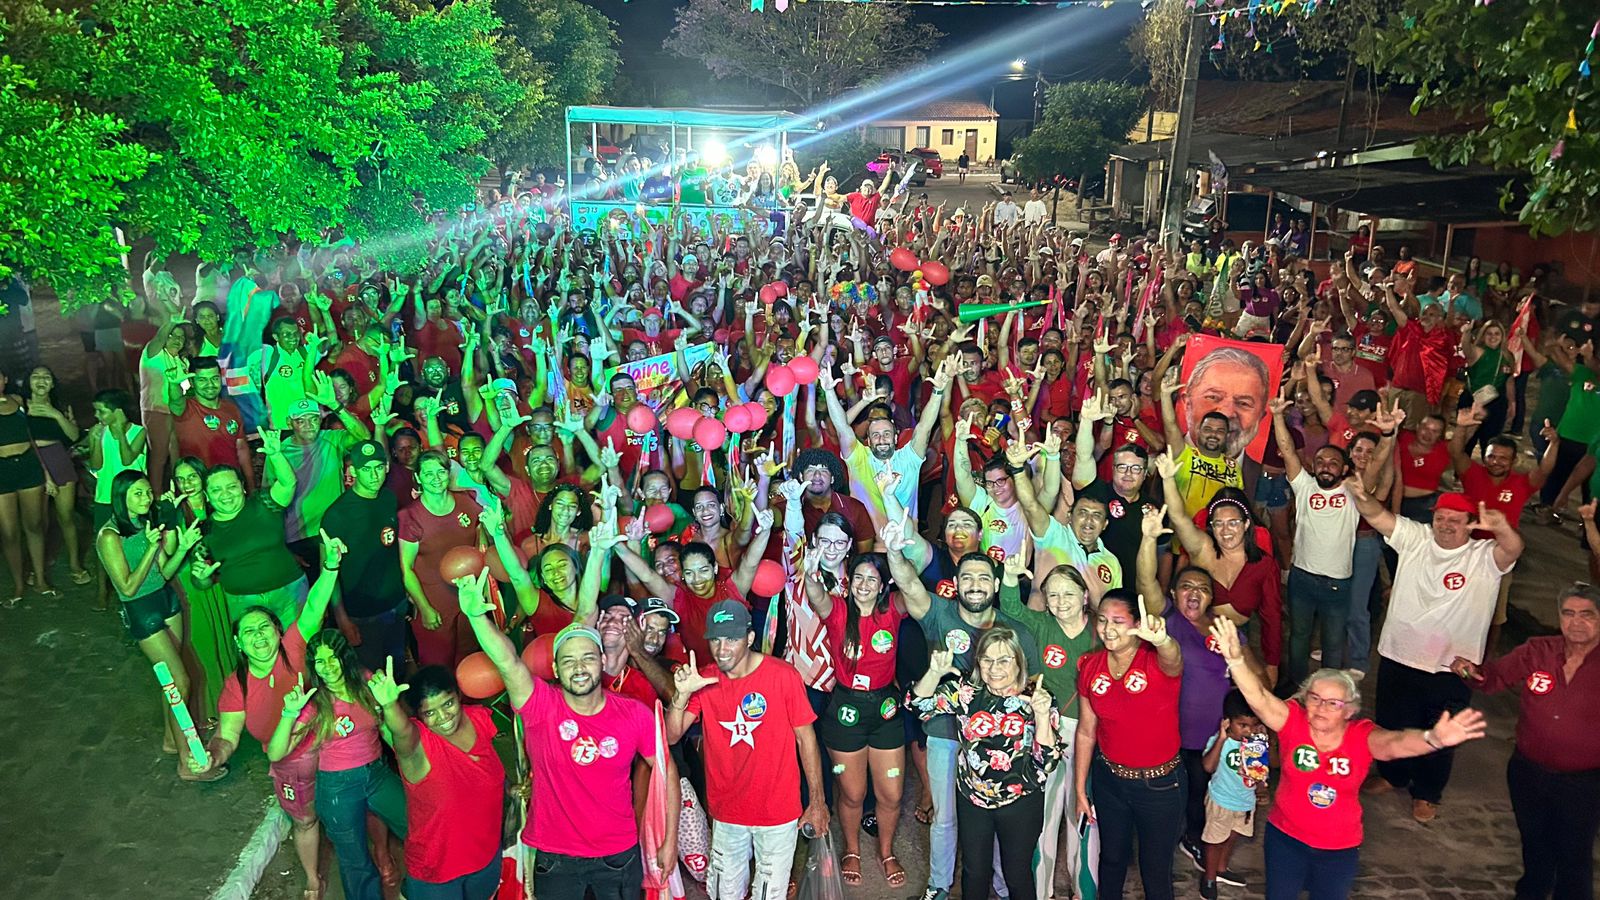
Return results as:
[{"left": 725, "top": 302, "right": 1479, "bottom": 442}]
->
[
  {"left": 744, "top": 401, "right": 769, "bottom": 431},
  {"left": 438, "top": 545, "right": 485, "bottom": 583},
  {"left": 724, "top": 404, "right": 752, "bottom": 433},
  {"left": 765, "top": 364, "right": 796, "bottom": 397},
  {"left": 771, "top": 281, "right": 789, "bottom": 297},
  {"left": 889, "top": 247, "right": 920, "bottom": 272},
  {"left": 643, "top": 503, "right": 676, "bottom": 534},
  {"left": 787, "top": 356, "right": 819, "bottom": 385},
  {"left": 750, "top": 560, "right": 788, "bottom": 597},
  {"left": 626, "top": 403, "right": 659, "bottom": 435},
  {"left": 713, "top": 328, "right": 731, "bottom": 344},
  {"left": 666, "top": 406, "right": 701, "bottom": 440},
  {"left": 485, "top": 545, "right": 528, "bottom": 583},
  {"left": 456, "top": 652, "right": 505, "bottom": 699},
  {"left": 693, "top": 416, "right": 728, "bottom": 450},
  {"left": 921, "top": 260, "right": 951, "bottom": 286},
  {"left": 759, "top": 283, "right": 779, "bottom": 304},
  {"left": 521, "top": 633, "right": 557, "bottom": 681}
]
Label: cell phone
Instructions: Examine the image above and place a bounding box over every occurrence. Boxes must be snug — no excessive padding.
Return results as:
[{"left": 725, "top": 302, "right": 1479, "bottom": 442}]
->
[
  {"left": 1077, "top": 812, "right": 1090, "bottom": 838},
  {"left": 992, "top": 412, "right": 1011, "bottom": 432}
]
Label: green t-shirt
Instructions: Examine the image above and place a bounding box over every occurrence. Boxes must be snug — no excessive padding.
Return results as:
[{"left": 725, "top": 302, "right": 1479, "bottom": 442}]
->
[
  {"left": 999, "top": 582, "right": 1097, "bottom": 718},
  {"left": 1558, "top": 364, "right": 1600, "bottom": 444},
  {"left": 207, "top": 495, "right": 303, "bottom": 596},
  {"left": 272, "top": 429, "right": 357, "bottom": 542}
]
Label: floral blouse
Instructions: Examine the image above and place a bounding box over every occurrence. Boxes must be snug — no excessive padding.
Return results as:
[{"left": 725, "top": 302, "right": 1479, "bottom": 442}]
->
[{"left": 909, "top": 678, "right": 1062, "bottom": 809}]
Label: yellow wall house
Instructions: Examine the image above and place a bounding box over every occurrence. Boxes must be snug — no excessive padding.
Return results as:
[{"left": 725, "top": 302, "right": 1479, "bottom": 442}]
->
[{"left": 866, "top": 99, "right": 999, "bottom": 165}]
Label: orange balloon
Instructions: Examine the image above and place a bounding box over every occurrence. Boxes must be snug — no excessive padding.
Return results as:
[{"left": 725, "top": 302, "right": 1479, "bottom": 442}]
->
[
  {"left": 438, "top": 545, "right": 485, "bottom": 583},
  {"left": 456, "top": 652, "right": 505, "bottom": 699},
  {"left": 521, "top": 632, "right": 557, "bottom": 681}
]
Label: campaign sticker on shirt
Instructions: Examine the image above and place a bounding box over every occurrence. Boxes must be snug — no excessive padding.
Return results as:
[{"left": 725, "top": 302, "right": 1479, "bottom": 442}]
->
[
  {"left": 870, "top": 629, "right": 894, "bottom": 654},
  {"left": 740, "top": 692, "right": 768, "bottom": 720},
  {"left": 851, "top": 673, "right": 871, "bottom": 690},
  {"left": 1109, "top": 499, "right": 1125, "bottom": 519},
  {"left": 571, "top": 736, "right": 599, "bottom": 766},
  {"left": 380, "top": 526, "right": 396, "bottom": 547},
  {"left": 1089, "top": 673, "right": 1113, "bottom": 695},
  {"left": 880, "top": 697, "right": 898, "bottom": 720},
  {"left": 1206, "top": 634, "right": 1223, "bottom": 655},
  {"left": 945, "top": 629, "right": 972, "bottom": 654},
  {"left": 1097, "top": 563, "right": 1114, "bottom": 584},
  {"left": 203, "top": 414, "right": 221, "bottom": 431},
  {"left": 990, "top": 520, "right": 1009, "bottom": 535},
  {"left": 1291, "top": 744, "right": 1321, "bottom": 772},
  {"left": 936, "top": 579, "right": 956, "bottom": 599},
  {"left": 1307, "top": 783, "right": 1337, "bottom": 809},
  {"left": 1123, "top": 669, "right": 1148, "bottom": 693},
  {"left": 1527, "top": 671, "right": 1555, "bottom": 694},
  {"left": 334, "top": 715, "right": 354, "bottom": 737},
  {"left": 987, "top": 545, "right": 1007, "bottom": 562},
  {"left": 837, "top": 704, "right": 859, "bottom": 726},
  {"left": 1442, "top": 572, "right": 1466, "bottom": 591},
  {"left": 598, "top": 736, "right": 619, "bottom": 759},
  {"left": 1043, "top": 644, "right": 1068, "bottom": 669},
  {"left": 458, "top": 512, "right": 473, "bottom": 528},
  {"left": 559, "top": 719, "right": 579, "bottom": 741},
  {"left": 226, "top": 419, "right": 239, "bottom": 434}
]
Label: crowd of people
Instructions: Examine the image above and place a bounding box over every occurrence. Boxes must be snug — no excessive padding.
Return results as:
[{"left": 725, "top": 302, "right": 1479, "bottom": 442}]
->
[{"left": 5, "top": 151, "right": 1600, "bottom": 900}]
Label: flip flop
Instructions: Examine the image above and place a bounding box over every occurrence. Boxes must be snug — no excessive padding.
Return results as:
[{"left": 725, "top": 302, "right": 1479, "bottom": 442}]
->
[
  {"left": 914, "top": 801, "right": 935, "bottom": 825},
  {"left": 1, "top": 595, "right": 19, "bottom": 609},
  {"left": 70, "top": 570, "right": 93, "bottom": 586},
  {"left": 37, "top": 588, "right": 61, "bottom": 599},
  {"left": 179, "top": 764, "right": 228, "bottom": 783}
]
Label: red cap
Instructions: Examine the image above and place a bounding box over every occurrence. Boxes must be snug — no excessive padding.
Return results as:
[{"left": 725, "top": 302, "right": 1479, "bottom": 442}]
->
[
  {"left": 642, "top": 307, "right": 665, "bottom": 320},
  {"left": 1434, "top": 492, "right": 1476, "bottom": 515}
]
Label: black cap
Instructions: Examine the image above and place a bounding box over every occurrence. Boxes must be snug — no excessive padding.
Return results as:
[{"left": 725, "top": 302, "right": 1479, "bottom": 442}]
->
[
  {"left": 345, "top": 439, "right": 389, "bottom": 465},
  {"left": 597, "top": 595, "right": 637, "bottom": 615},
  {"left": 703, "top": 600, "right": 752, "bottom": 640},
  {"left": 638, "top": 596, "right": 680, "bottom": 624}
]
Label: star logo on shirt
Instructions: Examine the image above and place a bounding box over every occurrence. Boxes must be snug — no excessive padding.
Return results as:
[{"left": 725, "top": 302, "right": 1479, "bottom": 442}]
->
[{"left": 719, "top": 708, "right": 762, "bottom": 748}]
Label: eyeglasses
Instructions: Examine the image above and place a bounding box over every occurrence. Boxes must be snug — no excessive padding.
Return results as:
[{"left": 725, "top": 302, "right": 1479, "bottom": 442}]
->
[
  {"left": 1113, "top": 464, "right": 1145, "bottom": 475},
  {"left": 982, "top": 475, "right": 1013, "bottom": 489},
  {"left": 815, "top": 537, "right": 851, "bottom": 551},
  {"left": 1305, "top": 692, "right": 1349, "bottom": 710},
  {"left": 977, "top": 656, "right": 1016, "bottom": 668}
]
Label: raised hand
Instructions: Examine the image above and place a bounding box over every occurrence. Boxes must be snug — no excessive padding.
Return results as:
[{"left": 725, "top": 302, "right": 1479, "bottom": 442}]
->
[
  {"left": 258, "top": 427, "right": 284, "bottom": 457},
  {"left": 1004, "top": 440, "right": 1038, "bottom": 469},
  {"left": 1002, "top": 551, "right": 1031, "bottom": 584},
  {"left": 1475, "top": 502, "right": 1510, "bottom": 534},
  {"left": 176, "top": 521, "right": 205, "bottom": 554},
  {"left": 928, "top": 648, "right": 959, "bottom": 679},
  {"left": 281, "top": 672, "right": 317, "bottom": 717},
  {"left": 801, "top": 545, "right": 824, "bottom": 580},
  {"left": 1141, "top": 504, "right": 1173, "bottom": 540},
  {"left": 1128, "top": 593, "right": 1168, "bottom": 645},
  {"left": 879, "top": 512, "right": 914, "bottom": 554},
  {"left": 777, "top": 478, "right": 805, "bottom": 504},
  {"left": 1208, "top": 616, "right": 1245, "bottom": 664},
  {"left": 1153, "top": 449, "right": 1179, "bottom": 480},
  {"left": 1028, "top": 674, "right": 1054, "bottom": 721},
  {"left": 673, "top": 650, "right": 718, "bottom": 695},
  {"left": 367, "top": 656, "right": 412, "bottom": 707},
  {"left": 478, "top": 501, "right": 506, "bottom": 535},
  {"left": 1581, "top": 499, "right": 1597, "bottom": 522},
  {"left": 454, "top": 568, "right": 494, "bottom": 618}
]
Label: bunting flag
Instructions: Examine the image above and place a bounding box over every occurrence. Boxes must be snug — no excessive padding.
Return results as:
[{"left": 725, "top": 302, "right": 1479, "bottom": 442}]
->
[{"left": 1507, "top": 295, "right": 1534, "bottom": 372}]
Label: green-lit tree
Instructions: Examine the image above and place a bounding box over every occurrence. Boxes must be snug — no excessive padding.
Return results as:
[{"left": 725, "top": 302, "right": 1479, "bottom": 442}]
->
[
  {"left": 489, "top": 0, "right": 620, "bottom": 168},
  {"left": 1013, "top": 81, "right": 1146, "bottom": 212}
]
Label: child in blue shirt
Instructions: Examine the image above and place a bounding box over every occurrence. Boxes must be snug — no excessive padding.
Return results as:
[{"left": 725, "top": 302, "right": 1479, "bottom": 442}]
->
[{"left": 1199, "top": 689, "right": 1268, "bottom": 899}]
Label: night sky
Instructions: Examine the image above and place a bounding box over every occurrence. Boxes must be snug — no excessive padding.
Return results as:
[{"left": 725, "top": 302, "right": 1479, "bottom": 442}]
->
[{"left": 584, "top": 0, "right": 1147, "bottom": 119}]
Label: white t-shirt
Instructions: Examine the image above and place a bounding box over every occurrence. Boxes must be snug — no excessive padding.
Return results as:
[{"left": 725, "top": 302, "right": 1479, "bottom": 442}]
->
[
  {"left": 843, "top": 441, "right": 925, "bottom": 532},
  {"left": 1023, "top": 199, "right": 1049, "bottom": 226},
  {"left": 1033, "top": 516, "right": 1121, "bottom": 606},
  {"left": 1289, "top": 469, "right": 1359, "bottom": 578},
  {"left": 970, "top": 485, "right": 1027, "bottom": 561},
  {"left": 1378, "top": 517, "right": 1512, "bottom": 672}
]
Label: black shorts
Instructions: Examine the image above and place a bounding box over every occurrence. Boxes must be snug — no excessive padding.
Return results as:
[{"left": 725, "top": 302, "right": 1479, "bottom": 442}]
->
[
  {"left": 817, "top": 686, "right": 905, "bottom": 753},
  {"left": 120, "top": 586, "right": 181, "bottom": 641},
  {"left": 0, "top": 451, "right": 45, "bottom": 493}
]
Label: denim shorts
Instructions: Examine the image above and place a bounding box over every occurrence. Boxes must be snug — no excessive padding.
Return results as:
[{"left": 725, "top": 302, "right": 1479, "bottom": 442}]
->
[{"left": 1254, "top": 472, "right": 1290, "bottom": 510}]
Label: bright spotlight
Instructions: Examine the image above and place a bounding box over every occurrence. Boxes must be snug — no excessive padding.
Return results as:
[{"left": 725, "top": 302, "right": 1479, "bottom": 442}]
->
[
  {"left": 702, "top": 139, "right": 728, "bottom": 166},
  {"left": 1012, "top": 58, "right": 1027, "bottom": 71},
  {"left": 753, "top": 144, "right": 778, "bottom": 169}
]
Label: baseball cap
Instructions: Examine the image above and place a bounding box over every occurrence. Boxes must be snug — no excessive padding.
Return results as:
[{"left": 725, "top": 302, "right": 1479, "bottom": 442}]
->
[
  {"left": 638, "top": 596, "right": 681, "bottom": 624},
  {"left": 976, "top": 275, "right": 995, "bottom": 288},
  {"left": 345, "top": 439, "right": 389, "bottom": 465},
  {"left": 681, "top": 254, "right": 699, "bottom": 269},
  {"left": 1348, "top": 390, "right": 1380, "bottom": 412},
  {"left": 552, "top": 624, "right": 603, "bottom": 656},
  {"left": 597, "top": 594, "right": 637, "bottom": 615},
  {"left": 642, "top": 307, "right": 665, "bottom": 321},
  {"left": 1434, "top": 492, "right": 1476, "bottom": 516},
  {"left": 703, "top": 600, "right": 752, "bottom": 640},
  {"left": 287, "top": 399, "right": 320, "bottom": 420},
  {"left": 872, "top": 334, "right": 894, "bottom": 348},
  {"left": 1069, "top": 236, "right": 1085, "bottom": 247}
]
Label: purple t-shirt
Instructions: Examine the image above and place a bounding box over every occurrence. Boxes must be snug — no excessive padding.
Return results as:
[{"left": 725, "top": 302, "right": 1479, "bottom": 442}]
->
[{"left": 1165, "top": 606, "right": 1232, "bottom": 750}]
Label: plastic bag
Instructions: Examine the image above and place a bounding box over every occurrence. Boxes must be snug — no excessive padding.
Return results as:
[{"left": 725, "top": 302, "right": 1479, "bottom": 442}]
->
[
  {"left": 677, "top": 776, "right": 711, "bottom": 882},
  {"left": 796, "top": 832, "right": 846, "bottom": 900}
]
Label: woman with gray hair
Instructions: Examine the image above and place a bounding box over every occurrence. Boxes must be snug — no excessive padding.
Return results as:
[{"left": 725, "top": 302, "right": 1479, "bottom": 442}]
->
[{"left": 1209, "top": 617, "right": 1487, "bottom": 900}]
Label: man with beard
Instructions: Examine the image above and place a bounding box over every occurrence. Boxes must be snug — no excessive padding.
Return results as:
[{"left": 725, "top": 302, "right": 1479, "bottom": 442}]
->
[
  {"left": 1180, "top": 346, "right": 1271, "bottom": 461},
  {"left": 588, "top": 372, "right": 653, "bottom": 477},
  {"left": 1009, "top": 439, "right": 1123, "bottom": 608},
  {"left": 1270, "top": 395, "right": 1362, "bottom": 685},
  {"left": 881, "top": 517, "right": 1040, "bottom": 900},
  {"left": 320, "top": 439, "right": 409, "bottom": 670},
  {"left": 1073, "top": 393, "right": 1162, "bottom": 576},
  {"left": 819, "top": 357, "right": 951, "bottom": 531},
  {"left": 1090, "top": 379, "right": 1160, "bottom": 482},
  {"left": 791, "top": 448, "right": 875, "bottom": 555},
  {"left": 462, "top": 574, "right": 679, "bottom": 900},
  {"left": 621, "top": 596, "right": 683, "bottom": 701},
  {"left": 1346, "top": 483, "right": 1522, "bottom": 823},
  {"left": 168, "top": 356, "right": 254, "bottom": 480},
  {"left": 415, "top": 355, "right": 473, "bottom": 436},
  {"left": 590, "top": 594, "right": 667, "bottom": 707},
  {"left": 1160, "top": 362, "right": 1244, "bottom": 518},
  {"left": 668, "top": 600, "right": 828, "bottom": 900}
]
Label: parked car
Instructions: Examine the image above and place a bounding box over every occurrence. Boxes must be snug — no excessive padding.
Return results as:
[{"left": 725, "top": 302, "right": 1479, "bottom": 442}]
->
[
  {"left": 1182, "top": 192, "right": 1329, "bottom": 242},
  {"left": 865, "top": 151, "right": 927, "bottom": 186},
  {"left": 909, "top": 148, "right": 944, "bottom": 178},
  {"left": 1000, "top": 155, "right": 1023, "bottom": 184}
]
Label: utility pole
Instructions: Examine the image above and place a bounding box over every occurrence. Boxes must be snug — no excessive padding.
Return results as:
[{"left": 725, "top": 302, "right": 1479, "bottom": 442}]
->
[{"left": 1160, "top": 10, "right": 1205, "bottom": 251}]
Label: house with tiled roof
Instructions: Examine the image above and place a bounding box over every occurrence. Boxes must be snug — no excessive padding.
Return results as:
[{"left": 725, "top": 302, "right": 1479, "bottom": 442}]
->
[{"left": 866, "top": 96, "right": 1000, "bottom": 165}]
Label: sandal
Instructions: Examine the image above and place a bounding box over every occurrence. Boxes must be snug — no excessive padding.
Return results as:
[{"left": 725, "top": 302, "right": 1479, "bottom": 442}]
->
[
  {"left": 179, "top": 764, "right": 229, "bottom": 783},
  {"left": 71, "top": 569, "right": 92, "bottom": 586},
  {"left": 840, "top": 852, "right": 862, "bottom": 885},
  {"left": 914, "top": 801, "right": 935, "bottom": 825},
  {"left": 37, "top": 587, "right": 61, "bottom": 599},
  {"left": 880, "top": 854, "right": 907, "bottom": 888},
  {"left": 1, "top": 595, "right": 19, "bottom": 609}
]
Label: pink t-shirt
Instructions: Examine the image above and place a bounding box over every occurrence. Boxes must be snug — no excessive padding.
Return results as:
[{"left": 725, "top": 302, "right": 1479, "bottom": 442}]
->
[
  {"left": 518, "top": 676, "right": 655, "bottom": 856},
  {"left": 297, "top": 690, "right": 381, "bottom": 772},
  {"left": 218, "top": 628, "right": 312, "bottom": 761}
]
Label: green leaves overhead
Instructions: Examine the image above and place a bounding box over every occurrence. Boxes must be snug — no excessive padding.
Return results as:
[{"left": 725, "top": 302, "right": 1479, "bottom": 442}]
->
[{"left": 1013, "top": 81, "right": 1146, "bottom": 184}]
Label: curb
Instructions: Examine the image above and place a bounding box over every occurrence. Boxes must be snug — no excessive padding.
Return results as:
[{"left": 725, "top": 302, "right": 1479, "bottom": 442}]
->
[{"left": 209, "top": 800, "right": 289, "bottom": 900}]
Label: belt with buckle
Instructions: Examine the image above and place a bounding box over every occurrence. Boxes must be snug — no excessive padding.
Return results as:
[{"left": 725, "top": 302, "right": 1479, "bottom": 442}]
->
[{"left": 1100, "top": 753, "right": 1180, "bottom": 780}]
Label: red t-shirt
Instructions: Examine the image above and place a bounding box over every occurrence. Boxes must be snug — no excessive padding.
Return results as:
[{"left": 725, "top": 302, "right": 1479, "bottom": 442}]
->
[
  {"left": 405, "top": 704, "right": 505, "bottom": 883},
  {"left": 1325, "top": 412, "right": 1359, "bottom": 449},
  {"left": 415, "top": 320, "right": 464, "bottom": 374},
  {"left": 174, "top": 397, "right": 246, "bottom": 469},
  {"left": 1076, "top": 645, "right": 1181, "bottom": 768},
  {"left": 685, "top": 655, "right": 817, "bottom": 826},
  {"left": 1267, "top": 701, "right": 1375, "bottom": 850},
  {"left": 673, "top": 576, "right": 750, "bottom": 665},
  {"left": 333, "top": 344, "right": 380, "bottom": 397},
  {"left": 844, "top": 192, "right": 884, "bottom": 224},
  {"left": 607, "top": 664, "right": 663, "bottom": 707},
  {"left": 1350, "top": 323, "right": 1391, "bottom": 387},
  {"left": 821, "top": 597, "right": 906, "bottom": 692},
  {"left": 1397, "top": 431, "right": 1451, "bottom": 492},
  {"left": 217, "top": 628, "right": 311, "bottom": 759},
  {"left": 519, "top": 676, "right": 656, "bottom": 855},
  {"left": 668, "top": 274, "right": 702, "bottom": 305},
  {"left": 1096, "top": 416, "right": 1150, "bottom": 481},
  {"left": 296, "top": 690, "right": 381, "bottom": 772},
  {"left": 1461, "top": 466, "right": 1534, "bottom": 535},
  {"left": 866, "top": 356, "right": 916, "bottom": 410},
  {"left": 596, "top": 407, "right": 649, "bottom": 479},
  {"left": 398, "top": 493, "right": 483, "bottom": 599},
  {"left": 619, "top": 327, "right": 680, "bottom": 359}
]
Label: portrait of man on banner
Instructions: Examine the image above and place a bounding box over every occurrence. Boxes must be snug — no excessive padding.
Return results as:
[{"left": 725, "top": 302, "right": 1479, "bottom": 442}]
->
[{"left": 1177, "top": 333, "right": 1285, "bottom": 463}]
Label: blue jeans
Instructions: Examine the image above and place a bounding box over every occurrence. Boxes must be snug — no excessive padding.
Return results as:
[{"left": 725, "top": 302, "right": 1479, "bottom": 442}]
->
[
  {"left": 1090, "top": 755, "right": 1186, "bottom": 900},
  {"left": 315, "top": 761, "right": 409, "bottom": 900},
  {"left": 1287, "top": 567, "right": 1353, "bottom": 686},
  {"left": 1346, "top": 534, "right": 1382, "bottom": 672},
  {"left": 926, "top": 735, "right": 1010, "bottom": 896},
  {"left": 1264, "top": 824, "right": 1359, "bottom": 900},
  {"left": 405, "top": 855, "right": 501, "bottom": 900}
]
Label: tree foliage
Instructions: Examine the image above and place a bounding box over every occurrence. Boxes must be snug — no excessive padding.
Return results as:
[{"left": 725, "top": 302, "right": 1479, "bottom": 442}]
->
[
  {"left": 665, "top": 0, "right": 941, "bottom": 107},
  {"left": 3, "top": 0, "right": 524, "bottom": 309},
  {"left": 1013, "top": 81, "right": 1146, "bottom": 183},
  {"left": 488, "top": 0, "right": 620, "bottom": 168}
]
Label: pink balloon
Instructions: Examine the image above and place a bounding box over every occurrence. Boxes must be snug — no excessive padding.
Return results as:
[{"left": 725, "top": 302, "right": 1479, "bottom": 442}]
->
[
  {"left": 724, "top": 404, "right": 753, "bottom": 433},
  {"left": 744, "top": 401, "right": 770, "bottom": 431},
  {"left": 625, "top": 404, "right": 659, "bottom": 434},
  {"left": 765, "top": 364, "right": 796, "bottom": 397},
  {"left": 643, "top": 503, "right": 676, "bottom": 534},
  {"left": 750, "top": 560, "right": 787, "bottom": 597},
  {"left": 787, "top": 356, "right": 819, "bottom": 385},
  {"left": 771, "top": 281, "right": 790, "bottom": 297},
  {"left": 666, "top": 406, "right": 701, "bottom": 440},
  {"left": 759, "top": 283, "right": 779, "bottom": 304},
  {"left": 693, "top": 416, "right": 728, "bottom": 450}
]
